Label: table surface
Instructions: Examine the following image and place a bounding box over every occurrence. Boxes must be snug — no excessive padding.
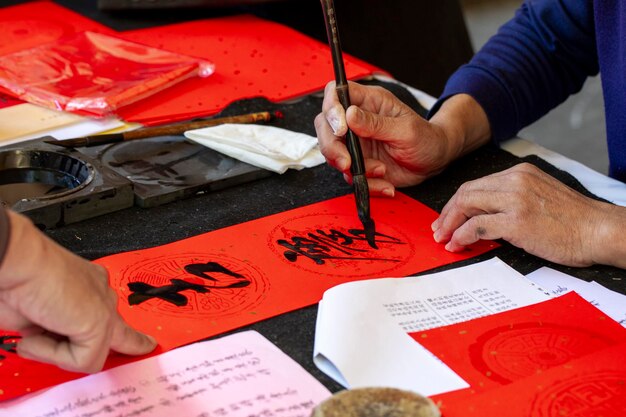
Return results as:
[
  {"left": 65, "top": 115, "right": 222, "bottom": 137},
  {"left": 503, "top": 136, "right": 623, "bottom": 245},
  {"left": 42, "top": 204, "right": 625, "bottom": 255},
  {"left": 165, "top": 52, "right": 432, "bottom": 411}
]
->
[{"left": 7, "top": 0, "right": 626, "bottom": 393}]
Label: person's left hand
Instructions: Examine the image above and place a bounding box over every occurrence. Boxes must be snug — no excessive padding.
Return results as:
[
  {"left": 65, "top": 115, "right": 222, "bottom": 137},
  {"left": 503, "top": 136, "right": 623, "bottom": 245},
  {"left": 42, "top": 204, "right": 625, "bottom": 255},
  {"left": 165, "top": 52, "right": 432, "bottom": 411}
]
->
[{"left": 431, "top": 162, "right": 626, "bottom": 267}]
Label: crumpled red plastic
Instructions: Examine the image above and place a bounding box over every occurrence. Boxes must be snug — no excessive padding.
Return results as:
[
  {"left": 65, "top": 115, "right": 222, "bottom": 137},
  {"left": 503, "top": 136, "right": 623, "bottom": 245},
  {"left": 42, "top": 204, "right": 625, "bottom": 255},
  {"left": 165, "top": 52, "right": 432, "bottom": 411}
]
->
[{"left": 0, "top": 31, "right": 214, "bottom": 117}]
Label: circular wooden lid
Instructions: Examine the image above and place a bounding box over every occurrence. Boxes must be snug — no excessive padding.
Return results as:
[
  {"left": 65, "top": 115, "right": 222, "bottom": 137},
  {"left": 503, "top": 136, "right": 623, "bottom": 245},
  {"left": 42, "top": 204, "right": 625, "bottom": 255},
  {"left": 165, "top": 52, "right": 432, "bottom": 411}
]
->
[{"left": 311, "top": 387, "right": 440, "bottom": 417}]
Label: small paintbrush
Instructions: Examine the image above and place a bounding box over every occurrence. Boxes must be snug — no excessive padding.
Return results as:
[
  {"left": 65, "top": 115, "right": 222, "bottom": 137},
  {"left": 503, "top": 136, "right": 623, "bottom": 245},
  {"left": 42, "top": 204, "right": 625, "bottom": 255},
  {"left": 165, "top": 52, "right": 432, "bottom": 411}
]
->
[
  {"left": 320, "top": 0, "right": 377, "bottom": 248},
  {"left": 44, "top": 111, "right": 274, "bottom": 148}
]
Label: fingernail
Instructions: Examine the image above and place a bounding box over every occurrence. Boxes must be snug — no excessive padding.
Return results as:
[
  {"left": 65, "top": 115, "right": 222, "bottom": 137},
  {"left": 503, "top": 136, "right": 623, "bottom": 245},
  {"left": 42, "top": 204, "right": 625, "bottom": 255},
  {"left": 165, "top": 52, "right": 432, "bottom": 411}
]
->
[
  {"left": 382, "top": 188, "right": 394, "bottom": 197},
  {"left": 354, "top": 107, "right": 365, "bottom": 121},
  {"left": 145, "top": 334, "right": 158, "bottom": 346},
  {"left": 445, "top": 242, "right": 454, "bottom": 252},
  {"left": 327, "top": 107, "right": 344, "bottom": 135},
  {"left": 433, "top": 229, "right": 442, "bottom": 242},
  {"left": 431, "top": 219, "right": 440, "bottom": 231}
]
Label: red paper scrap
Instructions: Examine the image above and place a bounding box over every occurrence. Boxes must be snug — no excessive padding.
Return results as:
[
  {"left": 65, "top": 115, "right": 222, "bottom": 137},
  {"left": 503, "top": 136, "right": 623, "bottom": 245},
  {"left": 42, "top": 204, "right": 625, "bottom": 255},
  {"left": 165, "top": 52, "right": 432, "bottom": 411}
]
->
[
  {"left": 0, "top": 1, "right": 114, "bottom": 56},
  {"left": 117, "top": 15, "right": 383, "bottom": 125},
  {"left": 0, "top": 1, "right": 114, "bottom": 110},
  {"left": 440, "top": 342, "right": 626, "bottom": 417},
  {"left": 409, "top": 292, "right": 626, "bottom": 410},
  {"left": 0, "top": 31, "right": 213, "bottom": 116},
  {"left": 0, "top": 192, "right": 496, "bottom": 401},
  {"left": 0, "top": 92, "right": 21, "bottom": 109}
]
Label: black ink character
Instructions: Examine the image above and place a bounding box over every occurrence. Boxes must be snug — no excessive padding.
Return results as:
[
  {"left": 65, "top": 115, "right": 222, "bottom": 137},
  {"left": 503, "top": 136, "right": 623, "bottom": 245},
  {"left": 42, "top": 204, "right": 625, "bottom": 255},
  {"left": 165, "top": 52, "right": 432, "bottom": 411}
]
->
[
  {"left": 278, "top": 228, "right": 404, "bottom": 265},
  {"left": 0, "top": 335, "right": 21, "bottom": 361},
  {"left": 184, "top": 261, "right": 245, "bottom": 281},
  {"left": 128, "top": 261, "right": 251, "bottom": 306}
]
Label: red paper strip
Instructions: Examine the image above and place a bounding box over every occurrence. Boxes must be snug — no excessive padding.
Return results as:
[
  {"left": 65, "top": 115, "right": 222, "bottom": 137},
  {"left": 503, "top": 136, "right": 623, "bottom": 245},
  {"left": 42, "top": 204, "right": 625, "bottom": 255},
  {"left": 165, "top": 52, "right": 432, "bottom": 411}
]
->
[
  {"left": 116, "top": 15, "right": 383, "bottom": 125},
  {"left": 0, "top": 193, "right": 496, "bottom": 401},
  {"left": 0, "top": 1, "right": 114, "bottom": 56},
  {"left": 440, "top": 342, "right": 626, "bottom": 417},
  {"left": 409, "top": 292, "right": 626, "bottom": 410}
]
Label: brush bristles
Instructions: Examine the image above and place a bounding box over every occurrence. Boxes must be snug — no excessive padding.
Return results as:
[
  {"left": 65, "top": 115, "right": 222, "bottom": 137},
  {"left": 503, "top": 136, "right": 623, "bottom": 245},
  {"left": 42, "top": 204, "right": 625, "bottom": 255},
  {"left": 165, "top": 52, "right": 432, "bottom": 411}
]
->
[
  {"left": 352, "top": 175, "right": 370, "bottom": 221},
  {"left": 352, "top": 175, "right": 377, "bottom": 248}
]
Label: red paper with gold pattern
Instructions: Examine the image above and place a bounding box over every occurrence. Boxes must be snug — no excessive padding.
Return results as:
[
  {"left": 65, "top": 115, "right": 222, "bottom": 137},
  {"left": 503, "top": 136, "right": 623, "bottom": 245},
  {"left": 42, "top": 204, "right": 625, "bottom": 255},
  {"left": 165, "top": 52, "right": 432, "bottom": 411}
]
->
[
  {"left": 409, "top": 292, "right": 626, "bottom": 412},
  {"left": 439, "top": 342, "right": 626, "bottom": 417}
]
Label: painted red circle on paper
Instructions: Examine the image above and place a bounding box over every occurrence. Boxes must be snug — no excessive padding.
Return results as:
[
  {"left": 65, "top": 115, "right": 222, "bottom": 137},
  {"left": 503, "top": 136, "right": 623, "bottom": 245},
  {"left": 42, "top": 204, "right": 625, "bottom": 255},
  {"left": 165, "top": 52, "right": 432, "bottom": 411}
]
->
[
  {"left": 116, "top": 253, "right": 270, "bottom": 319},
  {"left": 469, "top": 323, "right": 615, "bottom": 384},
  {"left": 530, "top": 371, "right": 626, "bottom": 417},
  {"left": 268, "top": 213, "right": 415, "bottom": 278}
]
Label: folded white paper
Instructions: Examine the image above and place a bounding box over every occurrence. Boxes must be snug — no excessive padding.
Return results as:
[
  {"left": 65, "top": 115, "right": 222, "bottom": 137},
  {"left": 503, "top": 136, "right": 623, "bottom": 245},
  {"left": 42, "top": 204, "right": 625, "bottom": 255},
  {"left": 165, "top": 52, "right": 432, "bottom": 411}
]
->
[{"left": 185, "top": 123, "right": 325, "bottom": 174}]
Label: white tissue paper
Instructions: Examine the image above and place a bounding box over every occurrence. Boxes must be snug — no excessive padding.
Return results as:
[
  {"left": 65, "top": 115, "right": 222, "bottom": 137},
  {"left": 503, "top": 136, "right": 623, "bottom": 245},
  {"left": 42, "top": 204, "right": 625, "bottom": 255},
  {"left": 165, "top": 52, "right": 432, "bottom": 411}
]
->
[{"left": 184, "top": 123, "right": 326, "bottom": 174}]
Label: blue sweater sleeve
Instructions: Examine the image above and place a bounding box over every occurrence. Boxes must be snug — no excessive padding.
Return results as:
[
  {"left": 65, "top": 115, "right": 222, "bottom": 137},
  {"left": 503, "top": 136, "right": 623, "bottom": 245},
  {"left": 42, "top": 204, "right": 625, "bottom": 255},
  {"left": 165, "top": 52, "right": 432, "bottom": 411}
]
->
[{"left": 430, "top": 0, "right": 598, "bottom": 143}]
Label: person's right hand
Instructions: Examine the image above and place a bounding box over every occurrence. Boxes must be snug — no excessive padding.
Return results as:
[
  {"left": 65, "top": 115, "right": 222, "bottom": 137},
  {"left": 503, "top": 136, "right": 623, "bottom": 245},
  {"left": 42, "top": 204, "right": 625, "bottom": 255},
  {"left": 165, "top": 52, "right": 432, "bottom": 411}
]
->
[
  {"left": 0, "top": 210, "right": 157, "bottom": 373},
  {"left": 314, "top": 82, "right": 492, "bottom": 196}
]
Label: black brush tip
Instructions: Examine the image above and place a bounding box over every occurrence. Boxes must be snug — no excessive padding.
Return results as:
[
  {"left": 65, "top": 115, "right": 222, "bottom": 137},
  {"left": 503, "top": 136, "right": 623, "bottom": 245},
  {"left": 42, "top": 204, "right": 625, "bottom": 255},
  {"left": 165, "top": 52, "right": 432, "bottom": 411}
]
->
[{"left": 352, "top": 174, "right": 377, "bottom": 249}]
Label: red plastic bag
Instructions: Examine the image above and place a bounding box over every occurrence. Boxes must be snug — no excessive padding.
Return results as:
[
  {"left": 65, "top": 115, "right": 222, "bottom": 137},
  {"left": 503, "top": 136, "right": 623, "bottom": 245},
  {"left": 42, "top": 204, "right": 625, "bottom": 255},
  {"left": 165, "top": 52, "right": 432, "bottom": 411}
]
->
[{"left": 0, "top": 31, "right": 214, "bottom": 117}]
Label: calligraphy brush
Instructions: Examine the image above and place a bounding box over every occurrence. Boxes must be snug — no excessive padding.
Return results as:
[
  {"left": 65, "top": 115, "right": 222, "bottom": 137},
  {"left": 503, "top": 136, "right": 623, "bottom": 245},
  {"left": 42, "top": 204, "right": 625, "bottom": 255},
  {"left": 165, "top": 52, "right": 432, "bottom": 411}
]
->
[
  {"left": 44, "top": 111, "right": 274, "bottom": 148},
  {"left": 320, "top": 0, "right": 377, "bottom": 249}
]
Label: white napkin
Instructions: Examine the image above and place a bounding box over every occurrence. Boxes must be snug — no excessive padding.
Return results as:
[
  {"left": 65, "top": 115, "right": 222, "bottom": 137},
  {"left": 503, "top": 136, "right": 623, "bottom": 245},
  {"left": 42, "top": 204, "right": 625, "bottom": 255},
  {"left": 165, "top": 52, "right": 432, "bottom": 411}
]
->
[{"left": 184, "top": 123, "right": 325, "bottom": 174}]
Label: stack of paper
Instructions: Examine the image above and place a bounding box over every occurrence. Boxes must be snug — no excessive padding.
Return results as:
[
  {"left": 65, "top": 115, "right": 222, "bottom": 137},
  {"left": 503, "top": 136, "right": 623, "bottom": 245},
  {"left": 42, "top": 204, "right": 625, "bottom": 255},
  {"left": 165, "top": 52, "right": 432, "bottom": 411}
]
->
[{"left": 526, "top": 266, "right": 626, "bottom": 326}]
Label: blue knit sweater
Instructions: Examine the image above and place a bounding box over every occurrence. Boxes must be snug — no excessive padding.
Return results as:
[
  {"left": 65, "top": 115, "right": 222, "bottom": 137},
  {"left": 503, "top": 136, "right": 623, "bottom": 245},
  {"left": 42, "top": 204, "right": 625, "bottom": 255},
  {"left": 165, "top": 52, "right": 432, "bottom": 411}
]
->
[{"left": 434, "top": 0, "right": 626, "bottom": 182}]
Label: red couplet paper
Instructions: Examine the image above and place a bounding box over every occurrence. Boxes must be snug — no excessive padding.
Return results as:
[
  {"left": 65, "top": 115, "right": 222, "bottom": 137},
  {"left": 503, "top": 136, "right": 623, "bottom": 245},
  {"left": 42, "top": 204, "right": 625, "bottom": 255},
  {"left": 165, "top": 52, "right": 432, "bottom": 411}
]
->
[
  {"left": 440, "top": 342, "right": 626, "bottom": 417},
  {"left": 0, "top": 192, "right": 496, "bottom": 401},
  {"left": 409, "top": 292, "right": 626, "bottom": 411},
  {"left": 116, "top": 15, "right": 383, "bottom": 125},
  {"left": 0, "top": 1, "right": 114, "bottom": 56}
]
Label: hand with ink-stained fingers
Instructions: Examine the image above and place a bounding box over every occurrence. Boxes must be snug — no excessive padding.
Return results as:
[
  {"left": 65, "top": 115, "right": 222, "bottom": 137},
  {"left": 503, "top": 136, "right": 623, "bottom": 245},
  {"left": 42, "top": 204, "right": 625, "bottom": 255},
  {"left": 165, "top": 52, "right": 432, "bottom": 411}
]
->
[
  {"left": 0, "top": 211, "right": 157, "bottom": 373},
  {"left": 314, "top": 81, "right": 455, "bottom": 196},
  {"left": 431, "top": 162, "right": 626, "bottom": 268}
]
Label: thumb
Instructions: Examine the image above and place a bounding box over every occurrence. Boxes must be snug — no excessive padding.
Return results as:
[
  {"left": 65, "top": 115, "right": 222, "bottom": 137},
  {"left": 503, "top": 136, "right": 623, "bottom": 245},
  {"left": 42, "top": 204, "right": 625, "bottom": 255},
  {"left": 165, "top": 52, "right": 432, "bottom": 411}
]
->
[{"left": 109, "top": 317, "right": 157, "bottom": 356}]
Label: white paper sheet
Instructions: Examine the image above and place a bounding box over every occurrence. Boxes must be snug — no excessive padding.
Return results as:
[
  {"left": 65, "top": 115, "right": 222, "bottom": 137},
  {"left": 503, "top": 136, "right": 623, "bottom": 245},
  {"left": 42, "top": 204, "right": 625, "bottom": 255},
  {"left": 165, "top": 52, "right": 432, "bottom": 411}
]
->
[
  {"left": 313, "top": 258, "right": 550, "bottom": 396},
  {"left": 526, "top": 266, "right": 626, "bottom": 327},
  {"left": 2, "top": 331, "right": 331, "bottom": 417}
]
